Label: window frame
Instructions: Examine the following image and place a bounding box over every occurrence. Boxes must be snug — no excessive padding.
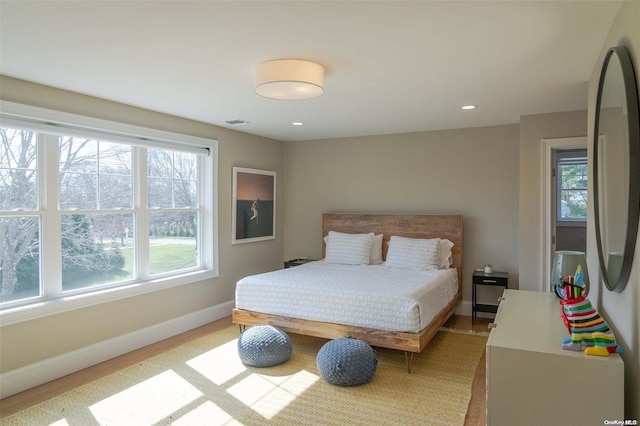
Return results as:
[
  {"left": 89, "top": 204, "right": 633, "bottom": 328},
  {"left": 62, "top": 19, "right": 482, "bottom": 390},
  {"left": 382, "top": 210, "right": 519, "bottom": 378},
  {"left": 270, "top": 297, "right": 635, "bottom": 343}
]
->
[{"left": 0, "top": 101, "right": 218, "bottom": 325}]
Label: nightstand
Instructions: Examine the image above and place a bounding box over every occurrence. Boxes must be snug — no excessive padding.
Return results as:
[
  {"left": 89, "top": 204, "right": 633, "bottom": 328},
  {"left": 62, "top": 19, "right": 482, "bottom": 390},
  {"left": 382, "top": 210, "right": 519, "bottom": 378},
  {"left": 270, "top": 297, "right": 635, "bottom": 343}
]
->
[
  {"left": 284, "top": 258, "right": 316, "bottom": 268},
  {"left": 472, "top": 270, "right": 508, "bottom": 324}
]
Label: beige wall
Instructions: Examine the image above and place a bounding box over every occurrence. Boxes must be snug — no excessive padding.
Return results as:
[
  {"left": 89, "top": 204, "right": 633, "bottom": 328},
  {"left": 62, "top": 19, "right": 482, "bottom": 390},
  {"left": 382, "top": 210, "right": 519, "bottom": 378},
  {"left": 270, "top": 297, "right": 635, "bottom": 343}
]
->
[
  {"left": 0, "top": 76, "right": 285, "bottom": 372},
  {"left": 587, "top": 0, "right": 640, "bottom": 418},
  {"left": 282, "top": 125, "right": 520, "bottom": 307}
]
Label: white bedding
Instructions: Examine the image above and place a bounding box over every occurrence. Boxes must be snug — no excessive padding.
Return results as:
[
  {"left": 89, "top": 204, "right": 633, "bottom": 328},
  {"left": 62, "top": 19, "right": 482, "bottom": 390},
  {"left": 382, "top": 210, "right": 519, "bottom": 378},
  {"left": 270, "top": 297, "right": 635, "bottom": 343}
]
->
[{"left": 235, "top": 261, "right": 458, "bottom": 333}]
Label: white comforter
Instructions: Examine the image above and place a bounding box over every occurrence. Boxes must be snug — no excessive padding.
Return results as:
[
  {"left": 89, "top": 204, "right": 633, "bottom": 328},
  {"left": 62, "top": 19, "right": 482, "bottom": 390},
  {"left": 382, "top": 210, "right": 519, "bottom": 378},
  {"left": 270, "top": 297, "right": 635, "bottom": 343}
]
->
[{"left": 235, "top": 261, "right": 458, "bottom": 333}]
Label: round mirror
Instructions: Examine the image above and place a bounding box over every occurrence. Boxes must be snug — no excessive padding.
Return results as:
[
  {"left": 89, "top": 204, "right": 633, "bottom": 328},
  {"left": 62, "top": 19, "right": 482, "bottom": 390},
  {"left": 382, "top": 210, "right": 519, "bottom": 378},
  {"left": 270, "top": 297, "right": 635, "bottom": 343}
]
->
[{"left": 593, "top": 46, "right": 640, "bottom": 292}]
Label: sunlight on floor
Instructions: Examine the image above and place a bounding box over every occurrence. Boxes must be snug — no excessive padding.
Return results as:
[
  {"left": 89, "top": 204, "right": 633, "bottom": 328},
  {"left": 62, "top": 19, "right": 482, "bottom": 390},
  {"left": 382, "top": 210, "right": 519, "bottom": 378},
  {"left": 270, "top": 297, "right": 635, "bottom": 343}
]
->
[
  {"left": 89, "top": 370, "right": 202, "bottom": 425},
  {"left": 47, "top": 337, "right": 320, "bottom": 425},
  {"left": 186, "top": 337, "right": 320, "bottom": 420},
  {"left": 227, "top": 370, "right": 319, "bottom": 419},
  {"left": 170, "top": 401, "right": 234, "bottom": 426},
  {"left": 186, "top": 340, "right": 247, "bottom": 385}
]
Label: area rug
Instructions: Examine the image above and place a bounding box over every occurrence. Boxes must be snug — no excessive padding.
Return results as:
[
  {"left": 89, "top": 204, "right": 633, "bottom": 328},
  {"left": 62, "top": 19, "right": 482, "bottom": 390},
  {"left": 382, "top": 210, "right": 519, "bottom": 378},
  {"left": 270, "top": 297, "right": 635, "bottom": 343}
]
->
[{"left": 2, "top": 327, "right": 487, "bottom": 426}]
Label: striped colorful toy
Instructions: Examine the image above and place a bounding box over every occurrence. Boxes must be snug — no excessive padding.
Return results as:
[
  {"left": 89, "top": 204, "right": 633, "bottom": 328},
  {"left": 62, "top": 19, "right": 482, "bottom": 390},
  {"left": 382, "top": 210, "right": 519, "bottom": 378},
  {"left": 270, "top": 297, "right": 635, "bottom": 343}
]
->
[
  {"left": 554, "top": 264, "right": 621, "bottom": 356},
  {"left": 552, "top": 265, "right": 587, "bottom": 300},
  {"left": 559, "top": 296, "right": 621, "bottom": 356}
]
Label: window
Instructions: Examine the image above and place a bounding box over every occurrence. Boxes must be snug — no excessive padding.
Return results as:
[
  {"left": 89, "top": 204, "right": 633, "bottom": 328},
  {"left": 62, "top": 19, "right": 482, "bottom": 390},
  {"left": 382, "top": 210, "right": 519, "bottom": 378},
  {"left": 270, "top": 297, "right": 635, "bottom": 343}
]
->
[
  {"left": 556, "top": 149, "right": 587, "bottom": 222},
  {"left": 0, "top": 102, "right": 218, "bottom": 322}
]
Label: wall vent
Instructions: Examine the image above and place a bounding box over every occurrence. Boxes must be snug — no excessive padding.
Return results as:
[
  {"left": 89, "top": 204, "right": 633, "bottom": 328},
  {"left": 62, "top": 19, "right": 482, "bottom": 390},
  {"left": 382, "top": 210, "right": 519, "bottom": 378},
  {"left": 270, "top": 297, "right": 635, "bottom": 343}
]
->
[{"left": 225, "top": 119, "right": 250, "bottom": 125}]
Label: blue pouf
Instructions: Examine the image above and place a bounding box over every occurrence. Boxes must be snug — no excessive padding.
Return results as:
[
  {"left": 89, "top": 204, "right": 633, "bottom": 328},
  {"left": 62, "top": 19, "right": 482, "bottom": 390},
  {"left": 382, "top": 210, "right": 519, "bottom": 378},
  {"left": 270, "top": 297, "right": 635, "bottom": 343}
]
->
[
  {"left": 316, "top": 337, "right": 377, "bottom": 386},
  {"left": 237, "top": 325, "right": 292, "bottom": 367}
]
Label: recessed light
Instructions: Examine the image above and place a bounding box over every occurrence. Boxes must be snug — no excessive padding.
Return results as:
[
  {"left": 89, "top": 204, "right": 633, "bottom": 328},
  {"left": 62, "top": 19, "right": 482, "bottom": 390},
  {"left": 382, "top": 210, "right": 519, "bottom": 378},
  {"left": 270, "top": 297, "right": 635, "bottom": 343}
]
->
[
  {"left": 461, "top": 105, "right": 477, "bottom": 110},
  {"left": 292, "top": 122, "right": 305, "bottom": 126}
]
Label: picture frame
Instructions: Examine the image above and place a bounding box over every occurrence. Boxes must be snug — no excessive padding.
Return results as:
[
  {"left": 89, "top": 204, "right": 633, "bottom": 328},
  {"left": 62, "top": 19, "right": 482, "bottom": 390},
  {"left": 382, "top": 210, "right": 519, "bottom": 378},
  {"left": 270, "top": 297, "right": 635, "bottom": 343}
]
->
[{"left": 232, "top": 167, "right": 276, "bottom": 244}]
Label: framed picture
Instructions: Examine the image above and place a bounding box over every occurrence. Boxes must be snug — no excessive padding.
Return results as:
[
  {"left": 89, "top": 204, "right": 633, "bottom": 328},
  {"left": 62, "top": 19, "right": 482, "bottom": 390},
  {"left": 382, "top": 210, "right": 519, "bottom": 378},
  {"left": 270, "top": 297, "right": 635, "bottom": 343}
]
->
[{"left": 232, "top": 167, "right": 276, "bottom": 243}]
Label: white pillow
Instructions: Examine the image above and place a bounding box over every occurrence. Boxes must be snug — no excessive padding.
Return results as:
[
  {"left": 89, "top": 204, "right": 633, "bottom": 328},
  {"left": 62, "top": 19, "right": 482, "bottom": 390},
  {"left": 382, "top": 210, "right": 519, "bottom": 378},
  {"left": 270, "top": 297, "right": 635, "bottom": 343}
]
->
[
  {"left": 325, "top": 231, "right": 374, "bottom": 265},
  {"left": 370, "top": 234, "right": 384, "bottom": 265},
  {"left": 384, "top": 236, "right": 440, "bottom": 270},
  {"left": 439, "top": 239, "right": 454, "bottom": 269},
  {"left": 323, "top": 232, "right": 383, "bottom": 265}
]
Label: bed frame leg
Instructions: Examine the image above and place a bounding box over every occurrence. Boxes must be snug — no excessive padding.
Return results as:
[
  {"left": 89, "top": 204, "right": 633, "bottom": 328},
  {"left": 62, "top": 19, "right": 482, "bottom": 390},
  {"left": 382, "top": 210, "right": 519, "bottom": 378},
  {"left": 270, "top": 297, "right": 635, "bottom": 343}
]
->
[
  {"left": 238, "top": 324, "right": 246, "bottom": 333},
  {"left": 404, "top": 351, "right": 414, "bottom": 374}
]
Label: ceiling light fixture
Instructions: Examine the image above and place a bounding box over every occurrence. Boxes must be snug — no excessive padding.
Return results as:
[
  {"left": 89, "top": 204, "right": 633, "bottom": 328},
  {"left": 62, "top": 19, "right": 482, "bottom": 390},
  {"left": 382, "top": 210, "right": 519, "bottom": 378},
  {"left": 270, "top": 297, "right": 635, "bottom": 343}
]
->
[
  {"left": 461, "top": 105, "right": 477, "bottom": 110},
  {"left": 292, "top": 122, "right": 305, "bottom": 126},
  {"left": 255, "top": 59, "right": 324, "bottom": 100}
]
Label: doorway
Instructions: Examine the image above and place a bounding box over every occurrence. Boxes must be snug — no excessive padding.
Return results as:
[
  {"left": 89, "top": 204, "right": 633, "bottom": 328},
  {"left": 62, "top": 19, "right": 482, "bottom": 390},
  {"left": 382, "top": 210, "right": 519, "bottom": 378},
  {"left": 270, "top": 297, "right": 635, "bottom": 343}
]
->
[{"left": 541, "top": 137, "right": 588, "bottom": 291}]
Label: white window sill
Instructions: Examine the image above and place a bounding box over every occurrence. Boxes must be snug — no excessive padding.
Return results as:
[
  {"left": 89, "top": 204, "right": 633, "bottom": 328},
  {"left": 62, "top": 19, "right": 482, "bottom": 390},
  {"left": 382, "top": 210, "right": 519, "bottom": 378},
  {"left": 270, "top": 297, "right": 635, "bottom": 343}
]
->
[
  {"left": 557, "top": 220, "right": 587, "bottom": 228},
  {"left": 0, "top": 269, "right": 218, "bottom": 326}
]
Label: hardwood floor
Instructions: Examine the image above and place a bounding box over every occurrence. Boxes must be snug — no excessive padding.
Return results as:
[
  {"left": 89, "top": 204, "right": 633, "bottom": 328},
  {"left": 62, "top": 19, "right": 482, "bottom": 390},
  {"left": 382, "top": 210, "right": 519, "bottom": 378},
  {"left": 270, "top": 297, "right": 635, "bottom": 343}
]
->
[
  {"left": 0, "top": 315, "right": 493, "bottom": 423},
  {"left": 0, "top": 316, "right": 234, "bottom": 418}
]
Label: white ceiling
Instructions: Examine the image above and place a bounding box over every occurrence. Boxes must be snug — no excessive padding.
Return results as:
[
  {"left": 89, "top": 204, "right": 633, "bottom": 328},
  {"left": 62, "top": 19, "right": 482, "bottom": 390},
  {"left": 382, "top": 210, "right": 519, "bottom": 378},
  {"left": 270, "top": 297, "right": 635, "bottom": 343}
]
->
[{"left": 0, "top": 1, "right": 622, "bottom": 142}]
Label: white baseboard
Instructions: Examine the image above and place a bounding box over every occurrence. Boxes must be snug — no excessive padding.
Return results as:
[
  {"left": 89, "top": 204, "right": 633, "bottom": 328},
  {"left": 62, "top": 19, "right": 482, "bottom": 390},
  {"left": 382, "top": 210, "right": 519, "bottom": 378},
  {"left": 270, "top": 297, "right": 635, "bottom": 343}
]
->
[
  {"left": 456, "top": 300, "right": 472, "bottom": 316},
  {"left": 0, "top": 300, "right": 235, "bottom": 399}
]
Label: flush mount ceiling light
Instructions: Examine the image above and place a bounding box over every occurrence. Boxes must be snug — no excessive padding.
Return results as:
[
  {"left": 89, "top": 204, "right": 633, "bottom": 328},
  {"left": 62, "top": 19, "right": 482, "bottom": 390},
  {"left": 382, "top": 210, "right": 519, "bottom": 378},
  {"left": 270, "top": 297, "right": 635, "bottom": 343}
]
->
[
  {"left": 255, "top": 59, "right": 324, "bottom": 100},
  {"left": 461, "top": 105, "right": 477, "bottom": 110}
]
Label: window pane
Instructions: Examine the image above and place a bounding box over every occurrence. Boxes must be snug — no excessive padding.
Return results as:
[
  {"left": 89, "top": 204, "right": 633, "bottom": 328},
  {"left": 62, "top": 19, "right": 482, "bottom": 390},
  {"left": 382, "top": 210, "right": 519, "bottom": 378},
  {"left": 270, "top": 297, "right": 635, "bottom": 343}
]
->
[
  {"left": 59, "top": 137, "right": 97, "bottom": 174},
  {"left": 560, "top": 189, "right": 588, "bottom": 219},
  {"left": 60, "top": 172, "right": 97, "bottom": 210},
  {"left": 0, "top": 216, "right": 40, "bottom": 303},
  {"left": 558, "top": 162, "right": 588, "bottom": 220},
  {"left": 147, "top": 148, "right": 172, "bottom": 178},
  {"left": 99, "top": 142, "right": 132, "bottom": 209},
  {"left": 149, "top": 211, "right": 198, "bottom": 275},
  {"left": 59, "top": 139, "right": 132, "bottom": 210},
  {"left": 174, "top": 180, "right": 197, "bottom": 208},
  {"left": 61, "top": 213, "right": 133, "bottom": 291},
  {"left": 147, "top": 149, "right": 198, "bottom": 208},
  {"left": 148, "top": 177, "right": 172, "bottom": 208},
  {"left": 99, "top": 142, "right": 132, "bottom": 175},
  {"left": 100, "top": 175, "right": 132, "bottom": 209},
  {"left": 560, "top": 163, "right": 587, "bottom": 190},
  {"left": 1, "top": 127, "right": 38, "bottom": 210},
  {"left": 174, "top": 152, "right": 198, "bottom": 208},
  {"left": 174, "top": 152, "right": 197, "bottom": 180}
]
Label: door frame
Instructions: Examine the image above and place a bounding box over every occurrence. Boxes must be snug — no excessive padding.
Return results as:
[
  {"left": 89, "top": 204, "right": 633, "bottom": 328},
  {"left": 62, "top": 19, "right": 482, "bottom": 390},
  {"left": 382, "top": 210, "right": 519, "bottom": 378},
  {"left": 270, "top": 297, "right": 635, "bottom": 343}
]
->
[{"left": 541, "top": 136, "right": 587, "bottom": 292}]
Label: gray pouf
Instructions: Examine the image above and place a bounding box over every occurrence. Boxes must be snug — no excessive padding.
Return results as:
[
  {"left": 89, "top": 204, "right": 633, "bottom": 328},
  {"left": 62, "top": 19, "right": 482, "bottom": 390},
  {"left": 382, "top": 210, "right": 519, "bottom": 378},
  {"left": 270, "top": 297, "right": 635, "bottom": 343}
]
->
[
  {"left": 237, "top": 325, "right": 292, "bottom": 367},
  {"left": 316, "top": 337, "right": 377, "bottom": 386}
]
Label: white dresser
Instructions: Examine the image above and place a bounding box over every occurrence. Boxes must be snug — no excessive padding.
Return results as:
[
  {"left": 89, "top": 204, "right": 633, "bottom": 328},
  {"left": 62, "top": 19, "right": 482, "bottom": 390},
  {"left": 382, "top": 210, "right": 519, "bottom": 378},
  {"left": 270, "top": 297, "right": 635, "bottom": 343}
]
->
[{"left": 486, "top": 289, "right": 624, "bottom": 426}]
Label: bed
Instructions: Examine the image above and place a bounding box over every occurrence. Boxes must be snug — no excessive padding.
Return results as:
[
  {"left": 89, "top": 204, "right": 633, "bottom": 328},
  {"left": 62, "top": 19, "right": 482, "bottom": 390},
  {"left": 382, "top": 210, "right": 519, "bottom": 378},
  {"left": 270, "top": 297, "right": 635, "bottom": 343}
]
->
[{"left": 232, "top": 213, "right": 463, "bottom": 371}]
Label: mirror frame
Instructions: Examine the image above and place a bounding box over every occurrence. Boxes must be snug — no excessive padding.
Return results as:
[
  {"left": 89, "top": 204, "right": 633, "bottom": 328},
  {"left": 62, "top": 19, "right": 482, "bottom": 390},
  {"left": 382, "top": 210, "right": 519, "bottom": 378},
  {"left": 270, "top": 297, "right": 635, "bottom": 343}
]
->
[{"left": 593, "top": 46, "right": 640, "bottom": 292}]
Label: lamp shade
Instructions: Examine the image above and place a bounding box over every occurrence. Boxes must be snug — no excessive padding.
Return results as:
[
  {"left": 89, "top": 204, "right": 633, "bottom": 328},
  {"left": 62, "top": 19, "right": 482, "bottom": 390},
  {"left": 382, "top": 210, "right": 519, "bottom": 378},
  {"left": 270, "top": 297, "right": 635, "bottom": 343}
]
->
[
  {"left": 255, "top": 59, "right": 324, "bottom": 100},
  {"left": 551, "top": 250, "right": 590, "bottom": 297}
]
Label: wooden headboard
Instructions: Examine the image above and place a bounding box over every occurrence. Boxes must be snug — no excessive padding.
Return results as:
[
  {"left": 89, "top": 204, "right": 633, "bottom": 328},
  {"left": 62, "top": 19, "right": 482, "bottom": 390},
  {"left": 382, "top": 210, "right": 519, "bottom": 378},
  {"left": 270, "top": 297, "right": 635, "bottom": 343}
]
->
[{"left": 322, "top": 213, "right": 463, "bottom": 288}]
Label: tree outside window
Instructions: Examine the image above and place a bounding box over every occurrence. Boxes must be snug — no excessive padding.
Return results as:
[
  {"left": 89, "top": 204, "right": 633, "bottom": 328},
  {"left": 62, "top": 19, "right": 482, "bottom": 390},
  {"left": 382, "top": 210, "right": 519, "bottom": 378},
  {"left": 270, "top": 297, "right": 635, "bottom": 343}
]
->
[
  {"left": 0, "top": 128, "right": 40, "bottom": 302},
  {"left": 557, "top": 150, "right": 587, "bottom": 222}
]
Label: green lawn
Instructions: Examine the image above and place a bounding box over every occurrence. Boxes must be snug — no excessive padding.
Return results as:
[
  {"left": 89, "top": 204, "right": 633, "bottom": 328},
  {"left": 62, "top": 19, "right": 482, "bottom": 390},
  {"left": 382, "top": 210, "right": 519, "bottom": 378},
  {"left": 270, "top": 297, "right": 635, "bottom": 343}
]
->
[
  {"left": 148, "top": 244, "right": 197, "bottom": 274},
  {"left": 5, "top": 243, "right": 198, "bottom": 302},
  {"left": 63, "top": 244, "right": 197, "bottom": 290}
]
